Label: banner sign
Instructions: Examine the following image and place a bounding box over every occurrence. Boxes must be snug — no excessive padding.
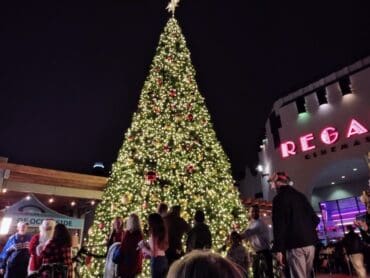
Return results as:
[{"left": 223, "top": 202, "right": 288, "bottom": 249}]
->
[{"left": 11, "top": 215, "right": 84, "bottom": 230}]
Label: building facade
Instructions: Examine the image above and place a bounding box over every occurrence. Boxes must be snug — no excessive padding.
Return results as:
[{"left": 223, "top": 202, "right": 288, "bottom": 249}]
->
[{"left": 257, "top": 56, "right": 370, "bottom": 213}]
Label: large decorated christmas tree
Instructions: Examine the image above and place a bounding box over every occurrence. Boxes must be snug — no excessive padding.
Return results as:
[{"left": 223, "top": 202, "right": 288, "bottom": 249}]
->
[{"left": 83, "top": 8, "right": 247, "bottom": 278}]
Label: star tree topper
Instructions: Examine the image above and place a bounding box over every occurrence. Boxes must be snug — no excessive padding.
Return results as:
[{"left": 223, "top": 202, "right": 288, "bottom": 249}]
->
[{"left": 166, "top": 0, "right": 180, "bottom": 17}]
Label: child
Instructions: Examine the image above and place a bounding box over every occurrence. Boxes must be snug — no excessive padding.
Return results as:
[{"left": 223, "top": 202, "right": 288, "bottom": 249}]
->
[{"left": 227, "top": 231, "right": 249, "bottom": 277}]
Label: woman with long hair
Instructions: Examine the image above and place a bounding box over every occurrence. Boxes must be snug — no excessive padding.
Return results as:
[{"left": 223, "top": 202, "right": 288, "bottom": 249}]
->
[
  {"left": 117, "top": 213, "right": 144, "bottom": 278},
  {"left": 107, "top": 216, "right": 125, "bottom": 249},
  {"left": 41, "top": 223, "right": 72, "bottom": 278},
  {"left": 138, "top": 213, "right": 168, "bottom": 278}
]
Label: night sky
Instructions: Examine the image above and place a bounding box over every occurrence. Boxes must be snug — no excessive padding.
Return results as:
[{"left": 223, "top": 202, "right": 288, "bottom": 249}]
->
[{"left": 1, "top": 1, "right": 369, "bottom": 178}]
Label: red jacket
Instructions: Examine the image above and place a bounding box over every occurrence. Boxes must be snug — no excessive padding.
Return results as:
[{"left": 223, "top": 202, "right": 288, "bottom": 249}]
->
[
  {"left": 118, "top": 230, "right": 143, "bottom": 277},
  {"left": 29, "top": 234, "right": 43, "bottom": 272}
]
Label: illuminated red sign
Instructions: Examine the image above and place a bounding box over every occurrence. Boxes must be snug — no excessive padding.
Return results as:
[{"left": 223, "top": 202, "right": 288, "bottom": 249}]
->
[{"left": 281, "top": 118, "right": 368, "bottom": 158}]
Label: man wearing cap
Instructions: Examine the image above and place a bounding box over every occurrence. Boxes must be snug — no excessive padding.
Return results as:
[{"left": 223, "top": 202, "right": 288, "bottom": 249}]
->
[
  {"left": 0, "top": 221, "right": 31, "bottom": 278},
  {"left": 269, "top": 172, "right": 320, "bottom": 278},
  {"left": 28, "top": 219, "right": 56, "bottom": 276}
]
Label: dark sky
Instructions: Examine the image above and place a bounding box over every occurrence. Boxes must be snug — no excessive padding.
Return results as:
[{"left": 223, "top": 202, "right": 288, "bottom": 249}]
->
[{"left": 0, "top": 1, "right": 369, "bottom": 178}]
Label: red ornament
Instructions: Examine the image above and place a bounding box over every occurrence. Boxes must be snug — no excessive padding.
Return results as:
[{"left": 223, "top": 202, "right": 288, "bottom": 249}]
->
[
  {"left": 185, "top": 144, "right": 192, "bottom": 151},
  {"left": 142, "top": 202, "right": 148, "bottom": 209},
  {"left": 157, "top": 78, "right": 162, "bottom": 86},
  {"left": 146, "top": 171, "right": 157, "bottom": 184},
  {"left": 169, "top": 89, "right": 176, "bottom": 97},
  {"left": 85, "top": 256, "right": 92, "bottom": 267},
  {"left": 187, "top": 114, "right": 194, "bottom": 121},
  {"left": 164, "top": 145, "right": 171, "bottom": 152},
  {"left": 186, "top": 165, "right": 194, "bottom": 174},
  {"left": 98, "top": 222, "right": 105, "bottom": 229},
  {"left": 166, "top": 56, "right": 173, "bottom": 62}
]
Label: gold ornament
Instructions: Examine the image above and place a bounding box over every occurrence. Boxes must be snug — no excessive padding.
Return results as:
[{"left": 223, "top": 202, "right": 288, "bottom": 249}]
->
[{"left": 121, "top": 194, "right": 129, "bottom": 204}]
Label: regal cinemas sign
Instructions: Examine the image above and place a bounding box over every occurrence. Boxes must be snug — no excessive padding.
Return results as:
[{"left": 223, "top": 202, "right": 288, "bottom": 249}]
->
[{"left": 280, "top": 118, "right": 369, "bottom": 159}]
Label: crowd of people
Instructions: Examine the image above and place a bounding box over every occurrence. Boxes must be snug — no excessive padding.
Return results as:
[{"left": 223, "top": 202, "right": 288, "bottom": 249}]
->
[
  {"left": 314, "top": 222, "right": 370, "bottom": 278},
  {"left": 0, "top": 219, "right": 72, "bottom": 278},
  {"left": 104, "top": 205, "right": 217, "bottom": 278},
  {"left": 103, "top": 171, "right": 324, "bottom": 278},
  {"left": 2, "top": 171, "right": 370, "bottom": 277}
]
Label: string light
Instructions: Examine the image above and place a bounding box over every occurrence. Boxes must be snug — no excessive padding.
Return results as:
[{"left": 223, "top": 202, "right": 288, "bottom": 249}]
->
[{"left": 82, "top": 17, "right": 248, "bottom": 277}]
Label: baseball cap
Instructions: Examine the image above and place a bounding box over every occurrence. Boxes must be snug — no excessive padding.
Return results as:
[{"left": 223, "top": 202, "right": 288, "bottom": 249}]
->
[{"left": 268, "top": 172, "right": 291, "bottom": 184}]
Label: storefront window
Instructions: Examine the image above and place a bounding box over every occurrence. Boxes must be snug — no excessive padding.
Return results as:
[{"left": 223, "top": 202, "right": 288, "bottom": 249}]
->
[{"left": 318, "top": 197, "right": 366, "bottom": 241}]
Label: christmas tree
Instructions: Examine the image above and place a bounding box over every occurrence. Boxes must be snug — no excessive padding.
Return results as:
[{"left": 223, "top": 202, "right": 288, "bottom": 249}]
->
[{"left": 83, "top": 14, "right": 247, "bottom": 278}]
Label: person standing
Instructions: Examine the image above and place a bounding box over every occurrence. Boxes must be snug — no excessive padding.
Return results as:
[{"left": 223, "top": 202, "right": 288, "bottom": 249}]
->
[
  {"left": 270, "top": 172, "right": 320, "bottom": 278},
  {"left": 355, "top": 212, "right": 370, "bottom": 272},
  {"left": 342, "top": 225, "right": 366, "bottom": 278},
  {"left": 107, "top": 217, "right": 125, "bottom": 250},
  {"left": 186, "top": 210, "right": 212, "bottom": 253},
  {"left": 138, "top": 213, "right": 168, "bottom": 278},
  {"left": 227, "top": 231, "right": 249, "bottom": 276},
  {"left": 117, "top": 213, "right": 144, "bottom": 278},
  {"left": 28, "top": 219, "right": 56, "bottom": 276},
  {"left": 164, "top": 205, "right": 190, "bottom": 265},
  {"left": 241, "top": 205, "right": 273, "bottom": 278},
  {"left": 157, "top": 203, "right": 168, "bottom": 218},
  {"left": 0, "top": 221, "right": 31, "bottom": 278},
  {"left": 41, "top": 223, "right": 73, "bottom": 278}
]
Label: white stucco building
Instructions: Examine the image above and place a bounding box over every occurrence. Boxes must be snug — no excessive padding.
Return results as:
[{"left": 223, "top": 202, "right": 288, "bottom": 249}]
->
[{"left": 257, "top": 56, "right": 370, "bottom": 211}]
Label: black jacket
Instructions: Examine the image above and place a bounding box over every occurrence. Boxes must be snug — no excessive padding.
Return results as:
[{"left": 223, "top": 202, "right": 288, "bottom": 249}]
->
[
  {"left": 186, "top": 222, "right": 212, "bottom": 252},
  {"left": 343, "top": 231, "right": 364, "bottom": 254},
  {"left": 164, "top": 214, "right": 190, "bottom": 252},
  {"left": 272, "top": 186, "right": 320, "bottom": 252},
  {"left": 359, "top": 213, "right": 370, "bottom": 244}
]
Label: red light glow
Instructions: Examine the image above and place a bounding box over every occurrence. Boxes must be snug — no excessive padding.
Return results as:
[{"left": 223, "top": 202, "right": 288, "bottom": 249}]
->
[
  {"left": 346, "top": 118, "right": 368, "bottom": 138},
  {"left": 299, "top": 133, "right": 316, "bottom": 152},
  {"left": 320, "top": 127, "right": 339, "bottom": 145},
  {"left": 278, "top": 118, "right": 368, "bottom": 159},
  {"left": 281, "top": 141, "right": 296, "bottom": 158}
]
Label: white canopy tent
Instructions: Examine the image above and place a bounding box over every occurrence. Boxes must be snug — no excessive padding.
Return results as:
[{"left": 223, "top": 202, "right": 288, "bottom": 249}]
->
[{"left": 0, "top": 194, "right": 84, "bottom": 244}]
